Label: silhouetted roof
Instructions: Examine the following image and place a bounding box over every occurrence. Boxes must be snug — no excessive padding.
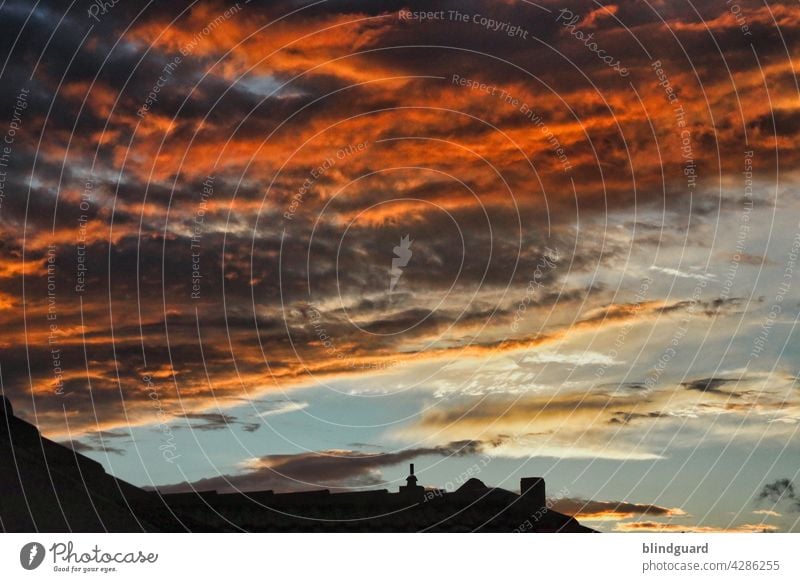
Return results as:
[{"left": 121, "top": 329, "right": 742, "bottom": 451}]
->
[{"left": 457, "top": 478, "right": 488, "bottom": 492}]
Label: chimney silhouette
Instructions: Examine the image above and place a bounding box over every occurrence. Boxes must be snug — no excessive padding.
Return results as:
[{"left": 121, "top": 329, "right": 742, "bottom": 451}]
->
[
  {"left": 520, "top": 477, "right": 546, "bottom": 512},
  {"left": 399, "top": 463, "right": 424, "bottom": 499},
  {"left": 405, "top": 463, "right": 418, "bottom": 487}
]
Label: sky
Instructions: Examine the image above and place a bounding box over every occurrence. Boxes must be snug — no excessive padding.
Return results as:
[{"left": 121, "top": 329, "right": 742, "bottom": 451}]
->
[{"left": 0, "top": 0, "right": 799, "bottom": 532}]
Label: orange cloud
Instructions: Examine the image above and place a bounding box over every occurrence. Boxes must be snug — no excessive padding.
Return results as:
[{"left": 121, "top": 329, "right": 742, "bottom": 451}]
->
[{"left": 616, "top": 521, "right": 779, "bottom": 533}]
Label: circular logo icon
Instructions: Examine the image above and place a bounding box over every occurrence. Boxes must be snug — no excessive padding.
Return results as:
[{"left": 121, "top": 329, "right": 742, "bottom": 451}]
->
[{"left": 19, "top": 542, "right": 45, "bottom": 570}]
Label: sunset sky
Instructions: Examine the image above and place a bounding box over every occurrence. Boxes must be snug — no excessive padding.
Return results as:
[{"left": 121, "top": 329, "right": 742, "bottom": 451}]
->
[{"left": 0, "top": 0, "right": 799, "bottom": 532}]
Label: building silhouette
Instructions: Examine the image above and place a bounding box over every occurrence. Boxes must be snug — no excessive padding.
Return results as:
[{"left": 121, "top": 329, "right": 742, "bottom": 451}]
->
[{"left": 1, "top": 397, "right": 592, "bottom": 532}]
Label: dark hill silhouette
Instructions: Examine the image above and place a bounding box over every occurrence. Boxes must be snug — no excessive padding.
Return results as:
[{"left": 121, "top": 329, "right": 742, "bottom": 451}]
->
[
  {"left": 1, "top": 398, "right": 593, "bottom": 532},
  {"left": 0, "top": 397, "right": 155, "bottom": 531}
]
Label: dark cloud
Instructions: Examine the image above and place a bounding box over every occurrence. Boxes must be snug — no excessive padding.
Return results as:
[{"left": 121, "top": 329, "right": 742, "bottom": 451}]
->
[
  {"left": 174, "top": 412, "right": 263, "bottom": 433},
  {"left": 57, "top": 431, "right": 128, "bottom": 456},
  {"left": 757, "top": 478, "right": 800, "bottom": 511},
  {"left": 156, "top": 440, "right": 485, "bottom": 493},
  {"left": 681, "top": 377, "right": 739, "bottom": 397},
  {"left": 751, "top": 109, "right": 800, "bottom": 137},
  {"left": 552, "top": 497, "right": 685, "bottom": 520},
  {"left": 657, "top": 297, "right": 749, "bottom": 317}
]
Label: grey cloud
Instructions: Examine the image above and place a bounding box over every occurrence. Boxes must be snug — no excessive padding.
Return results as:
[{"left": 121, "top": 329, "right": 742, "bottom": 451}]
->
[
  {"left": 757, "top": 478, "right": 800, "bottom": 511},
  {"left": 156, "top": 440, "right": 485, "bottom": 494},
  {"left": 681, "top": 377, "right": 739, "bottom": 397}
]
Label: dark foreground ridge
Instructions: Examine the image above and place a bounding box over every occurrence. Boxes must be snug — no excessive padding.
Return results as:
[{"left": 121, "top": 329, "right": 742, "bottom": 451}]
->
[{"left": 1, "top": 397, "right": 593, "bottom": 532}]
